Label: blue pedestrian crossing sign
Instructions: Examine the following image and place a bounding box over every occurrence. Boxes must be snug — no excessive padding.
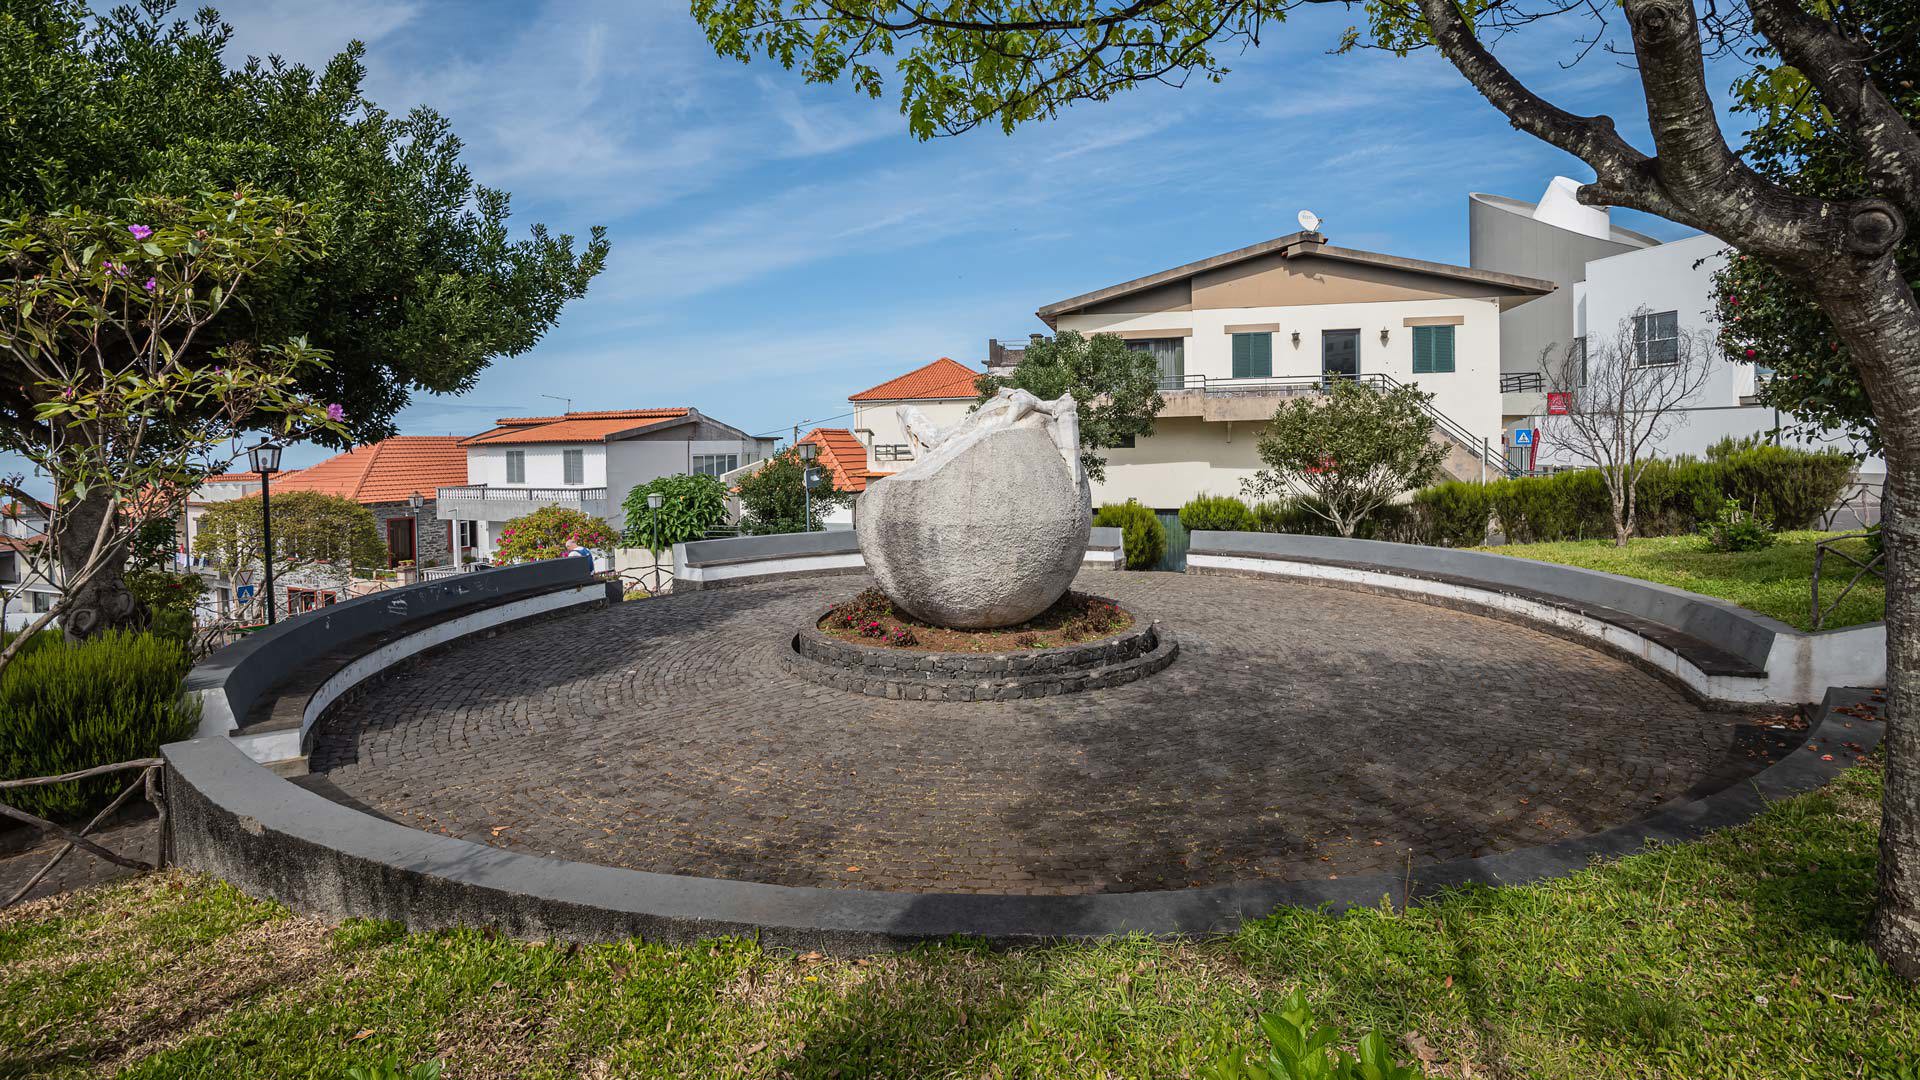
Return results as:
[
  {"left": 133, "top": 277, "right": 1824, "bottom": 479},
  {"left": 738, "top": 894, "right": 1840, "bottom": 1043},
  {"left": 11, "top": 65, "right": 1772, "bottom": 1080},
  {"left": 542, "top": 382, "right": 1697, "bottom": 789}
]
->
[
  {"left": 1512, "top": 428, "right": 1536, "bottom": 447},
  {"left": 236, "top": 585, "right": 256, "bottom": 600}
]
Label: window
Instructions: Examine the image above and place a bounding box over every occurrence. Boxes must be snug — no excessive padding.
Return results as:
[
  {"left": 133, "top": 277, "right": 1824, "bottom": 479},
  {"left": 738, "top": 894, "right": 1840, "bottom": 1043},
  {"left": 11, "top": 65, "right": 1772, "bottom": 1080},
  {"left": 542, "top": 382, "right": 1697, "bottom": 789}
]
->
[
  {"left": 1633, "top": 310, "right": 1680, "bottom": 366},
  {"left": 692, "top": 454, "right": 739, "bottom": 477},
  {"left": 1231, "top": 332, "right": 1273, "bottom": 379},
  {"left": 285, "top": 587, "right": 338, "bottom": 614},
  {"left": 1112, "top": 434, "right": 1137, "bottom": 449},
  {"left": 457, "top": 520, "right": 478, "bottom": 549},
  {"left": 1575, "top": 336, "right": 1589, "bottom": 387},
  {"left": 1125, "top": 338, "right": 1185, "bottom": 386},
  {"left": 563, "top": 448, "right": 584, "bottom": 485},
  {"left": 505, "top": 450, "right": 526, "bottom": 484},
  {"left": 31, "top": 590, "right": 53, "bottom": 613},
  {"left": 1411, "top": 325, "right": 1456, "bottom": 374}
]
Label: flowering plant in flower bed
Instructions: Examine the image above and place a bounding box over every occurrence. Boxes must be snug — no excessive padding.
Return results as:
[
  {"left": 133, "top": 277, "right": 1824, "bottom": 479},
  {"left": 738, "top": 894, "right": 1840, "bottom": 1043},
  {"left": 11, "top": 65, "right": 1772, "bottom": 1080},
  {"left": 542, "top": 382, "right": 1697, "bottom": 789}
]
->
[{"left": 817, "top": 590, "right": 1132, "bottom": 652}]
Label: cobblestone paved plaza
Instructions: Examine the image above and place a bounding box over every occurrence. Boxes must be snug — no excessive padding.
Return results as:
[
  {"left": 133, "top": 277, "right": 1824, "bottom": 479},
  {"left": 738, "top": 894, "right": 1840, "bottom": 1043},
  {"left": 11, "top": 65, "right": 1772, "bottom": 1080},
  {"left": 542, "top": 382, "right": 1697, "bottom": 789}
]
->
[{"left": 305, "top": 572, "right": 1789, "bottom": 895}]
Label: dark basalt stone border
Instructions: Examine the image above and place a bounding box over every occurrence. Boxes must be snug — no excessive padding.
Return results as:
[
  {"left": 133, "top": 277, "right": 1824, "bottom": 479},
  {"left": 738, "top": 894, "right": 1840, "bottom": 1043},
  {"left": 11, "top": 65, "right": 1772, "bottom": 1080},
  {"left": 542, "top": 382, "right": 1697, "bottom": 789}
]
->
[
  {"left": 162, "top": 687, "right": 1882, "bottom": 954},
  {"left": 785, "top": 602, "right": 1177, "bottom": 700}
]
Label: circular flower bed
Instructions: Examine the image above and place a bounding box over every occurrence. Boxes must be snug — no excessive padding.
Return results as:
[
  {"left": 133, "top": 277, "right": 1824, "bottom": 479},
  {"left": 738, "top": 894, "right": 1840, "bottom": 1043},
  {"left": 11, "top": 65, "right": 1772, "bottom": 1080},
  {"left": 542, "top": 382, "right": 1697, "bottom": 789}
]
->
[{"left": 818, "top": 588, "right": 1132, "bottom": 652}]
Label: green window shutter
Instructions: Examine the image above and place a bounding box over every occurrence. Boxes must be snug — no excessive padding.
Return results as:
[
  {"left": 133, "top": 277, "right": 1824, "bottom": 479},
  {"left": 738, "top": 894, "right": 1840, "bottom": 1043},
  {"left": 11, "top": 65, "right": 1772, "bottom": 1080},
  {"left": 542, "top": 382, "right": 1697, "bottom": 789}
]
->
[
  {"left": 1412, "top": 326, "right": 1433, "bottom": 374},
  {"left": 1434, "top": 325, "right": 1455, "bottom": 372},
  {"left": 1250, "top": 332, "right": 1272, "bottom": 377},
  {"left": 1232, "top": 333, "right": 1250, "bottom": 379}
]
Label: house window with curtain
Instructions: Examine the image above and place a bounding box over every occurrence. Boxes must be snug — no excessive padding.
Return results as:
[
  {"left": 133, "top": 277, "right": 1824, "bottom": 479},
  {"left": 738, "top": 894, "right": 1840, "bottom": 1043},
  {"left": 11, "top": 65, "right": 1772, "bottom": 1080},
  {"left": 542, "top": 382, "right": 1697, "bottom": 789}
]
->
[
  {"left": 505, "top": 450, "right": 526, "bottom": 484},
  {"left": 1125, "top": 337, "right": 1185, "bottom": 387},
  {"left": 1411, "top": 325, "right": 1456, "bottom": 374},
  {"left": 563, "top": 448, "right": 584, "bottom": 485},
  {"left": 1231, "top": 332, "right": 1273, "bottom": 379},
  {"left": 1633, "top": 310, "right": 1680, "bottom": 366},
  {"left": 693, "top": 454, "right": 739, "bottom": 477}
]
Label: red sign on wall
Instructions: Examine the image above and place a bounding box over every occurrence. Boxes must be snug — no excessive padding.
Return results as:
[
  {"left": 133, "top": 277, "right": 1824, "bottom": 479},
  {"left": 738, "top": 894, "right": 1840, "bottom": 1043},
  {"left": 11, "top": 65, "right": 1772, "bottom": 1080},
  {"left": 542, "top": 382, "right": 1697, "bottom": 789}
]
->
[{"left": 1546, "top": 392, "right": 1572, "bottom": 415}]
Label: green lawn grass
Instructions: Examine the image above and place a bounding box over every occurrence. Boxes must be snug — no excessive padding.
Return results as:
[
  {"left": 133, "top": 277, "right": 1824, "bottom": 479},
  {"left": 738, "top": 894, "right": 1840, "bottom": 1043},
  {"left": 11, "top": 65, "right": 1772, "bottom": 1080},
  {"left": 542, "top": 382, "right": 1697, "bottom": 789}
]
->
[
  {"left": 1477, "top": 531, "right": 1884, "bottom": 631},
  {"left": 1, "top": 762, "right": 1914, "bottom": 1079}
]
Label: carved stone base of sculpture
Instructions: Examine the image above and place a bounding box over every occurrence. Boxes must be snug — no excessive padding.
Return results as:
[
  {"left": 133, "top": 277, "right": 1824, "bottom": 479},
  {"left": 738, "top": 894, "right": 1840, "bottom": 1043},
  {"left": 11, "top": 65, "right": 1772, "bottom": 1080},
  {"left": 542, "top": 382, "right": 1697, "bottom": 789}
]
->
[{"left": 857, "top": 390, "right": 1090, "bottom": 629}]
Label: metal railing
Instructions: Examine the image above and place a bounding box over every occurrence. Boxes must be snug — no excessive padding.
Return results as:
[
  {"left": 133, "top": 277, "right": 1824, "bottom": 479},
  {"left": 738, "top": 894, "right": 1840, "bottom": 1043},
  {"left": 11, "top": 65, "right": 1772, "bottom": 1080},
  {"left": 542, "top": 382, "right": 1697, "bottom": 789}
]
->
[
  {"left": 1499, "top": 372, "right": 1546, "bottom": 393},
  {"left": 1148, "top": 372, "right": 1519, "bottom": 478},
  {"left": 1811, "top": 532, "right": 1883, "bottom": 630},
  {"left": 870, "top": 443, "right": 914, "bottom": 462},
  {"left": 436, "top": 485, "right": 609, "bottom": 504}
]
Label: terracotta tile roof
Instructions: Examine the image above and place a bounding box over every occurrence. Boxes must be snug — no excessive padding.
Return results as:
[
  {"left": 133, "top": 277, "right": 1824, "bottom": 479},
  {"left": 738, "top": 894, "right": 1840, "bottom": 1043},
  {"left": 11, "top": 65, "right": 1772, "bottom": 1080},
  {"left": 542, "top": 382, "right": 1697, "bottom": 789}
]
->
[
  {"left": 800, "top": 428, "right": 891, "bottom": 493},
  {"left": 202, "top": 471, "right": 265, "bottom": 483},
  {"left": 463, "top": 408, "right": 691, "bottom": 446},
  {"left": 268, "top": 436, "right": 469, "bottom": 505},
  {"left": 848, "top": 358, "right": 983, "bottom": 402}
]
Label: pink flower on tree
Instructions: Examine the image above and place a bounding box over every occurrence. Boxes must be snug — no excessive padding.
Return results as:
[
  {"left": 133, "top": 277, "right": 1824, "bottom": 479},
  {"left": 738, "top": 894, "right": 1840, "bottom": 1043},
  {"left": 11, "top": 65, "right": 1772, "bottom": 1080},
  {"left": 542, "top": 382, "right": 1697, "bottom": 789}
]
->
[
  {"left": 325, "top": 403, "right": 346, "bottom": 422},
  {"left": 127, "top": 224, "right": 152, "bottom": 240}
]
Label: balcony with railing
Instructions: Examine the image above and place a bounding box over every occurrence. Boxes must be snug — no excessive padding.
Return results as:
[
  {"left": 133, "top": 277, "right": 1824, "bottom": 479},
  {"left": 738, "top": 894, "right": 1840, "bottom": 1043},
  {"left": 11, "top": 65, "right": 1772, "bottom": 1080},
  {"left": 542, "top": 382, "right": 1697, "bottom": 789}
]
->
[
  {"left": 1499, "top": 370, "right": 1549, "bottom": 417},
  {"left": 434, "top": 484, "right": 611, "bottom": 520},
  {"left": 1149, "top": 372, "right": 1517, "bottom": 478}
]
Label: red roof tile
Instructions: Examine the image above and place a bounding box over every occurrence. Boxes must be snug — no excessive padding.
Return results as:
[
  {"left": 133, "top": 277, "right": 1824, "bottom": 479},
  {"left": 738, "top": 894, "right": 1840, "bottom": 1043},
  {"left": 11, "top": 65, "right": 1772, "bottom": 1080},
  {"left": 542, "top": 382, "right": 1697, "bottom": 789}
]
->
[
  {"left": 848, "top": 358, "right": 983, "bottom": 402},
  {"left": 268, "top": 436, "right": 469, "bottom": 505},
  {"left": 463, "top": 408, "right": 691, "bottom": 446},
  {"left": 800, "top": 428, "right": 891, "bottom": 493}
]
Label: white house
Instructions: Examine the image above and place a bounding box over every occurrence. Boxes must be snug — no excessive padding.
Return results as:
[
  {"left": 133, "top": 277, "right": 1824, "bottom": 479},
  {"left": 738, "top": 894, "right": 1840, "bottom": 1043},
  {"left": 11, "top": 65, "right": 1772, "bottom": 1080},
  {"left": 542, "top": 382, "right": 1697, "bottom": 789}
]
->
[
  {"left": 847, "top": 357, "right": 986, "bottom": 469},
  {"left": 1472, "top": 177, "right": 1881, "bottom": 474},
  {"left": 0, "top": 499, "right": 58, "bottom": 631},
  {"left": 1036, "top": 229, "right": 1555, "bottom": 508},
  {"left": 438, "top": 407, "right": 776, "bottom": 559}
]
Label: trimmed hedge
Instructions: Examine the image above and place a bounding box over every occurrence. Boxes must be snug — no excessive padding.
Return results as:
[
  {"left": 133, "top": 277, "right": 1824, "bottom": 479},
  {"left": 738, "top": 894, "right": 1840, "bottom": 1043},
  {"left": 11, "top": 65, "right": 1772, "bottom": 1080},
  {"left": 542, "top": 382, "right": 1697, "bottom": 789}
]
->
[
  {"left": 1094, "top": 500, "right": 1167, "bottom": 570},
  {"left": 1250, "top": 444, "right": 1854, "bottom": 547},
  {"left": 1179, "top": 494, "right": 1257, "bottom": 533},
  {"left": 0, "top": 630, "right": 199, "bottom": 820}
]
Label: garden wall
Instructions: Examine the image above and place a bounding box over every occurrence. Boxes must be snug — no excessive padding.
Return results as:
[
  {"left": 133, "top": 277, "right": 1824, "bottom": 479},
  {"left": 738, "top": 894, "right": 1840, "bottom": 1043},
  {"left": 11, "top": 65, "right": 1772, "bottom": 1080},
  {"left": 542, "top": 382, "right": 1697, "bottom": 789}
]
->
[{"left": 673, "top": 527, "right": 1125, "bottom": 590}]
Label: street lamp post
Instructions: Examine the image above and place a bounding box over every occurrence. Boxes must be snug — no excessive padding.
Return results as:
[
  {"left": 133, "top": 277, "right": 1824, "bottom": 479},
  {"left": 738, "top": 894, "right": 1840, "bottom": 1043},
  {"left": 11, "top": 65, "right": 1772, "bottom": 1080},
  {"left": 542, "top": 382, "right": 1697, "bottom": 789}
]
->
[
  {"left": 248, "top": 441, "right": 283, "bottom": 625},
  {"left": 797, "top": 441, "right": 820, "bottom": 533},
  {"left": 407, "top": 491, "right": 424, "bottom": 572}
]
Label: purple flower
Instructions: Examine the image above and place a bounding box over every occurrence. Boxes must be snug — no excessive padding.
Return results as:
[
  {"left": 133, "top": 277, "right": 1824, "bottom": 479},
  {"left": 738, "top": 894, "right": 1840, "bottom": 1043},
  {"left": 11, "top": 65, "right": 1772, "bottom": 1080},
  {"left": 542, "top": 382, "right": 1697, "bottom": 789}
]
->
[
  {"left": 325, "top": 403, "right": 346, "bottom": 422},
  {"left": 142, "top": 277, "right": 157, "bottom": 293},
  {"left": 128, "top": 224, "right": 153, "bottom": 240}
]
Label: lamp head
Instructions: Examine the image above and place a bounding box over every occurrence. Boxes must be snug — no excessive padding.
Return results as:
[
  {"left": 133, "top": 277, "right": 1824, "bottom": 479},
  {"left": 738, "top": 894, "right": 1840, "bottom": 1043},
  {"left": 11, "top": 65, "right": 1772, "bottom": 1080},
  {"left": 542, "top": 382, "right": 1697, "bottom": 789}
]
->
[
  {"left": 409, "top": 491, "right": 424, "bottom": 510},
  {"left": 647, "top": 492, "right": 664, "bottom": 510},
  {"left": 247, "top": 441, "right": 282, "bottom": 475}
]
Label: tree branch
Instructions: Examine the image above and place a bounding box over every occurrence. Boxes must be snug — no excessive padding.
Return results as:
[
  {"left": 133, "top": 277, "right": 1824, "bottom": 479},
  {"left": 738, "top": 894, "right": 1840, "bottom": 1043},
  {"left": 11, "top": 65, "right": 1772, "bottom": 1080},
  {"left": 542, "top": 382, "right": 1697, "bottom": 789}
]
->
[{"left": 1747, "top": 0, "right": 1920, "bottom": 223}]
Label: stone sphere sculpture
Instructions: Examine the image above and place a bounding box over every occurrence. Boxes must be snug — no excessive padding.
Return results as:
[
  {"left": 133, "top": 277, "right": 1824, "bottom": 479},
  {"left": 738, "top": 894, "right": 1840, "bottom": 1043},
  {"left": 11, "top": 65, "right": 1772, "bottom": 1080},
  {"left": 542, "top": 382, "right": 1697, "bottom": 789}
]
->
[{"left": 856, "top": 389, "right": 1091, "bottom": 629}]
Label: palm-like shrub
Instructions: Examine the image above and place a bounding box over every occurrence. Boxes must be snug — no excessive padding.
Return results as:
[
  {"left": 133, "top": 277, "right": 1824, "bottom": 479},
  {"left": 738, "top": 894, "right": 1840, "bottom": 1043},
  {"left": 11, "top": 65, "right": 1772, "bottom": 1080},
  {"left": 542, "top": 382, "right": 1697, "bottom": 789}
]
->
[{"left": 0, "top": 630, "right": 198, "bottom": 819}]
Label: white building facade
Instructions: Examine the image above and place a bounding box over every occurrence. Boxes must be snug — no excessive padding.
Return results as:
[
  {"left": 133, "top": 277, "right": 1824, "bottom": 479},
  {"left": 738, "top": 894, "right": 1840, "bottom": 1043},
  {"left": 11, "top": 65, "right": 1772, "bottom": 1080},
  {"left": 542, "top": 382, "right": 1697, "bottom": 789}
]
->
[
  {"left": 1038, "top": 231, "right": 1554, "bottom": 508},
  {"left": 1474, "top": 178, "right": 1881, "bottom": 474},
  {"left": 438, "top": 408, "right": 776, "bottom": 560}
]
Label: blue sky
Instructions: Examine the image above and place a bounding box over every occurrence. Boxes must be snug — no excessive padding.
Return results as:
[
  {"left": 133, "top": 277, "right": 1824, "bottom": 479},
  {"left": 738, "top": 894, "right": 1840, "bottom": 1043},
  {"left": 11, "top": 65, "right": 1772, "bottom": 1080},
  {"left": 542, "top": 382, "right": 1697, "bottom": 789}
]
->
[{"left": 64, "top": 1, "right": 1752, "bottom": 480}]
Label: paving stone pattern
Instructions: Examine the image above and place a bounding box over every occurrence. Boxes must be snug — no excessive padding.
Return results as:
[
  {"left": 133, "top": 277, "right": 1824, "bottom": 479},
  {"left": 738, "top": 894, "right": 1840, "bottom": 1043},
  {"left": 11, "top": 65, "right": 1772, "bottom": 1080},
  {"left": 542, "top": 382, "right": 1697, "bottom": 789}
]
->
[{"left": 308, "top": 572, "right": 1783, "bottom": 896}]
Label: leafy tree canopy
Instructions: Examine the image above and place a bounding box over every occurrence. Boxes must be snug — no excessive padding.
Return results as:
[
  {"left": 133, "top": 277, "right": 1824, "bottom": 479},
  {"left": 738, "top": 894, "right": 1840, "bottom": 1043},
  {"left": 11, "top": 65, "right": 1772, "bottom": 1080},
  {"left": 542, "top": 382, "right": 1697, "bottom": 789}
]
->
[
  {"left": 1242, "top": 380, "right": 1446, "bottom": 538},
  {"left": 621, "top": 473, "right": 730, "bottom": 552},
  {"left": 0, "top": 0, "right": 610, "bottom": 446},
  {"left": 737, "top": 450, "right": 848, "bottom": 534},
  {"left": 194, "top": 490, "right": 383, "bottom": 579},
  {"left": 974, "top": 331, "right": 1164, "bottom": 484},
  {"left": 1709, "top": 0, "right": 1917, "bottom": 454}
]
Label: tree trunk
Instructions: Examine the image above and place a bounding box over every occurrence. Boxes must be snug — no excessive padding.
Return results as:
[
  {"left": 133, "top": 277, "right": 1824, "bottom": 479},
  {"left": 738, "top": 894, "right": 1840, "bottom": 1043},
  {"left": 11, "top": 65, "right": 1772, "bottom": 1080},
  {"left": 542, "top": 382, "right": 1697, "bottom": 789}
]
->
[
  {"left": 1810, "top": 261, "right": 1920, "bottom": 980},
  {"left": 53, "top": 487, "right": 142, "bottom": 641}
]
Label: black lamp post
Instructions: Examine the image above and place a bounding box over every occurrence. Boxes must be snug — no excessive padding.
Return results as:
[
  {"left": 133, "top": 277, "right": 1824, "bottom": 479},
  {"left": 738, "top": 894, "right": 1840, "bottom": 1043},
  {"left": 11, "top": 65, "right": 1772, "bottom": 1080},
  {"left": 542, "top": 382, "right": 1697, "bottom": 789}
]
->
[
  {"left": 408, "top": 491, "right": 424, "bottom": 569},
  {"left": 248, "top": 441, "right": 282, "bottom": 625},
  {"left": 797, "top": 440, "right": 820, "bottom": 532}
]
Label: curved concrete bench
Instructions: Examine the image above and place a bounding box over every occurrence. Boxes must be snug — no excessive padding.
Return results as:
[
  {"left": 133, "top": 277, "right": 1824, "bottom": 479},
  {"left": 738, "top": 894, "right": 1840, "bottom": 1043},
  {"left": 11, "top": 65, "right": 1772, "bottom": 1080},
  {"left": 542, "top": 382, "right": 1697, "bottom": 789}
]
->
[
  {"left": 1186, "top": 531, "right": 1883, "bottom": 706},
  {"left": 162, "top": 687, "right": 1882, "bottom": 952},
  {"left": 160, "top": 528, "right": 1887, "bottom": 952},
  {"left": 186, "top": 559, "right": 611, "bottom": 767},
  {"left": 673, "top": 527, "right": 1125, "bottom": 591}
]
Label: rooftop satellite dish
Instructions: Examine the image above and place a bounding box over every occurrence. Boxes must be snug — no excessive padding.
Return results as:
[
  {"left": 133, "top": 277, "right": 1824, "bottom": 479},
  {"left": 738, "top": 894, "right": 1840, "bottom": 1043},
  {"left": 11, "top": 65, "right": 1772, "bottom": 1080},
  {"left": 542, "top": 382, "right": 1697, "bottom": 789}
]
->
[{"left": 1297, "top": 209, "right": 1322, "bottom": 233}]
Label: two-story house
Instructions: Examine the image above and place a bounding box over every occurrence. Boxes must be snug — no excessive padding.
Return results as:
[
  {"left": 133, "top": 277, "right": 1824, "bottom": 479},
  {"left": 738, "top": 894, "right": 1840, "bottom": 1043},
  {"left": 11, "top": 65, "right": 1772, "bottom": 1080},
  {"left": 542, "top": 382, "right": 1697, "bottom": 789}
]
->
[
  {"left": 847, "top": 357, "right": 986, "bottom": 468},
  {"left": 1034, "top": 228, "right": 1555, "bottom": 508},
  {"left": 439, "top": 407, "right": 775, "bottom": 560},
  {"left": 0, "top": 498, "right": 58, "bottom": 631}
]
